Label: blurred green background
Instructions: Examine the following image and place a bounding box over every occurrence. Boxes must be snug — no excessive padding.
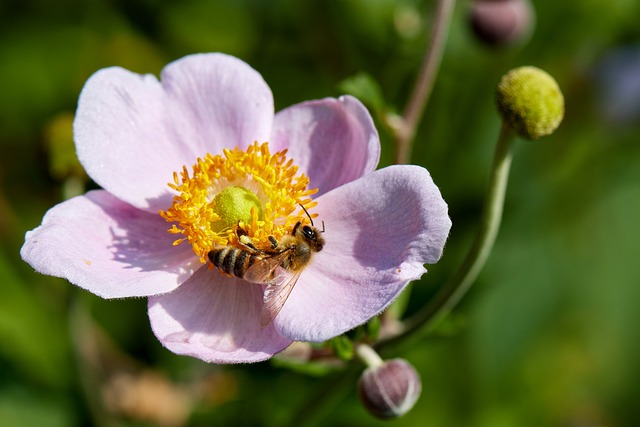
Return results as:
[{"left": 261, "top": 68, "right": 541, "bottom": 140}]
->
[{"left": 2, "top": 0, "right": 640, "bottom": 426}]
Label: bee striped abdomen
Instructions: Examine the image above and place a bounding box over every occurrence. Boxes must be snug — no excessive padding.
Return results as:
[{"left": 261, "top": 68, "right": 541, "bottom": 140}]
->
[{"left": 208, "top": 247, "right": 257, "bottom": 279}]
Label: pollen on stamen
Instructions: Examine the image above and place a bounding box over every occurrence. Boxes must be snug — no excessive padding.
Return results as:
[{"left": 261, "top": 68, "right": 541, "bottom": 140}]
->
[{"left": 159, "top": 142, "right": 319, "bottom": 264}]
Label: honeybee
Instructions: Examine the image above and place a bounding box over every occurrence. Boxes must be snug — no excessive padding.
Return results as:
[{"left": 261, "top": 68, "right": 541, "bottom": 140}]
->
[{"left": 208, "top": 206, "right": 325, "bottom": 326}]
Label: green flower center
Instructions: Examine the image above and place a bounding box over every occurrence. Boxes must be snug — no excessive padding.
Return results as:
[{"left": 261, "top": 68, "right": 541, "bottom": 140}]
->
[{"left": 210, "top": 186, "right": 264, "bottom": 233}]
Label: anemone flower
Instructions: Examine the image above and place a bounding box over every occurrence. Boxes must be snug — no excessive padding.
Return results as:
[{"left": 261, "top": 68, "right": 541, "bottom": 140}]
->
[{"left": 21, "top": 53, "right": 451, "bottom": 363}]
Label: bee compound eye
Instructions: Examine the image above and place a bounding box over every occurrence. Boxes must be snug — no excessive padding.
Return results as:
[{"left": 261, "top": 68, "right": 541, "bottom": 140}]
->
[{"left": 302, "top": 226, "right": 315, "bottom": 239}]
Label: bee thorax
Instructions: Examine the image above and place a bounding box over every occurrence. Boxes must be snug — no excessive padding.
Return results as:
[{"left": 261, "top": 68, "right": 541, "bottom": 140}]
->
[{"left": 281, "top": 245, "right": 312, "bottom": 271}]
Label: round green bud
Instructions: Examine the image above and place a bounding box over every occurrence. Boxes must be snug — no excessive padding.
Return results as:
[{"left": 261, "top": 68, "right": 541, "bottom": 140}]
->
[
  {"left": 496, "top": 66, "right": 564, "bottom": 140},
  {"left": 211, "top": 186, "right": 263, "bottom": 232}
]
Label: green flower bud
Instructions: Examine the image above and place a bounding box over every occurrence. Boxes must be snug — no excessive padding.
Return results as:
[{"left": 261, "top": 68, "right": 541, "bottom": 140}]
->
[
  {"left": 358, "top": 359, "right": 421, "bottom": 419},
  {"left": 496, "top": 66, "right": 564, "bottom": 140}
]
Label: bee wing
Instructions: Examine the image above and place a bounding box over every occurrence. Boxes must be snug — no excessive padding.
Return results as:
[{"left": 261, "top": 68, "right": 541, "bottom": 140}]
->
[
  {"left": 242, "top": 250, "right": 291, "bottom": 284},
  {"left": 260, "top": 271, "right": 301, "bottom": 327}
]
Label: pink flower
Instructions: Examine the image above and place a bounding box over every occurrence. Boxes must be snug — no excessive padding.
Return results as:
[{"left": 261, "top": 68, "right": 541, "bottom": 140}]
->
[{"left": 21, "top": 53, "right": 451, "bottom": 363}]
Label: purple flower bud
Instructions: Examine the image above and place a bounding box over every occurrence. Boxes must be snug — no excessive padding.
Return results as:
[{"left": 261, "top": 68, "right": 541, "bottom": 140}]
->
[
  {"left": 469, "top": 0, "right": 535, "bottom": 46},
  {"left": 358, "top": 359, "right": 422, "bottom": 419}
]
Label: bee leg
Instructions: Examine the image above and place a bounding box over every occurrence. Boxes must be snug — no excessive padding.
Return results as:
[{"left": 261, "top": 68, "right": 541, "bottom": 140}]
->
[
  {"left": 236, "top": 226, "right": 259, "bottom": 252},
  {"left": 236, "top": 224, "right": 249, "bottom": 238},
  {"left": 268, "top": 235, "right": 278, "bottom": 249}
]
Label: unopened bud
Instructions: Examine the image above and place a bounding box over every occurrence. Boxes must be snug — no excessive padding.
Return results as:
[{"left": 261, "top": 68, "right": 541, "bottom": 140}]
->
[
  {"left": 358, "top": 359, "right": 421, "bottom": 419},
  {"left": 496, "top": 66, "right": 564, "bottom": 140},
  {"left": 470, "top": 0, "right": 534, "bottom": 46}
]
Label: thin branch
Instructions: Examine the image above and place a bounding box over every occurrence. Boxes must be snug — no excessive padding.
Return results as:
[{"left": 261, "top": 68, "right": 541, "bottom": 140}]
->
[{"left": 394, "top": 0, "right": 456, "bottom": 164}]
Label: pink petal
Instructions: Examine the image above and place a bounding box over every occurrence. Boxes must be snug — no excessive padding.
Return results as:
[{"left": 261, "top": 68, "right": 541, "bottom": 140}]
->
[
  {"left": 148, "top": 267, "right": 292, "bottom": 363},
  {"left": 272, "top": 165, "right": 452, "bottom": 342},
  {"left": 75, "top": 53, "right": 274, "bottom": 213},
  {"left": 271, "top": 95, "right": 380, "bottom": 196},
  {"left": 20, "top": 190, "right": 199, "bottom": 298}
]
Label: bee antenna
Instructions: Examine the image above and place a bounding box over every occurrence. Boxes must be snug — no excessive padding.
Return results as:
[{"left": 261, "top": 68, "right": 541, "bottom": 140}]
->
[{"left": 299, "top": 204, "right": 314, "bottom": 227}]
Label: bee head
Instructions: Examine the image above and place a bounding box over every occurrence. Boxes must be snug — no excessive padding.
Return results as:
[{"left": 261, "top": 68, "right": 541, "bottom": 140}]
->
[
  {"left": 295, "top": 204, "right": 325, "bottom": 252},
  {"left": 295, "top": 223, "right": 324, "bottom": 252}
]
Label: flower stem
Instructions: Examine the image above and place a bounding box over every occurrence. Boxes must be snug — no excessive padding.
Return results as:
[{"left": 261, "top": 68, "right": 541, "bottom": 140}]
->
[
  {"left": 378, "top": 123, "right": 517, "bottom": 351},
  {"left": 355, "top": 343, "right": 384, "bottom": 369},
  {"left": 394, "top": 0, "right": 456, "bottom": 164}
]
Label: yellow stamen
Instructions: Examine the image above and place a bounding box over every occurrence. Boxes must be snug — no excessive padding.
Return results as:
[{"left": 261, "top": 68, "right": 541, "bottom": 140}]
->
[{"left": 159, "top": 142, "right": 318, "bottom": 265}]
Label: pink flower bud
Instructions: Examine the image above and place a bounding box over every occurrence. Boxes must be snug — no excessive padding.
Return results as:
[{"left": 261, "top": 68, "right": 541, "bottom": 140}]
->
[
  {"left": 469, "top": 0, "right": 535, "bottom": 46},
  {"left": 358, "top": 359, "right": 422, "bottom": 419}
]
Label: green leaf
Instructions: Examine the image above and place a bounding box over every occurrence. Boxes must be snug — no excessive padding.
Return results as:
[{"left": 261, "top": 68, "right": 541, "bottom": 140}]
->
[
  {"left": 338, "top": 72, "right": 386, "bottom": 116},
  {"left": 330, "top": 335, "right": 354, "bottom": 361},
  {"left": 366, "top": 316, "right": 381, "bottom": 341}
]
